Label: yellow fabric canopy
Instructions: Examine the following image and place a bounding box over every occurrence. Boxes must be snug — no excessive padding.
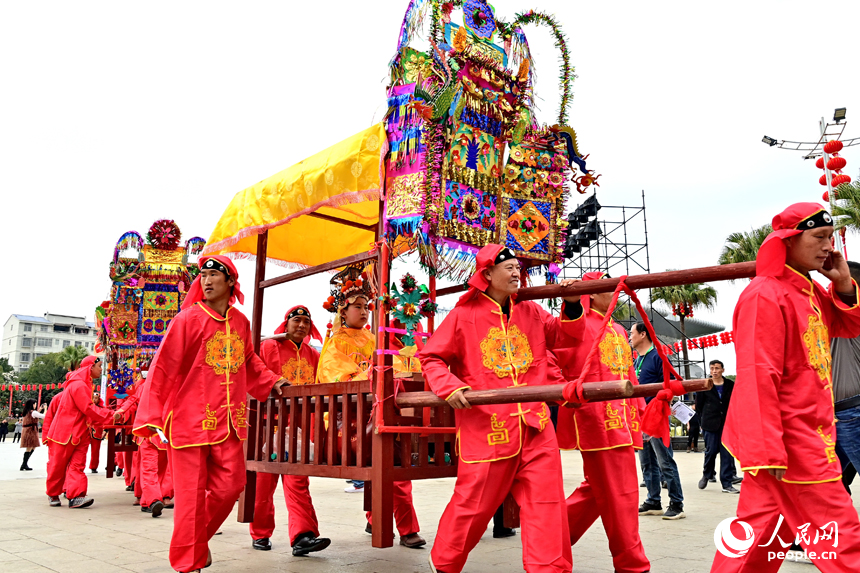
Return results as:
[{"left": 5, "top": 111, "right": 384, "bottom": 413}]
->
[{"left": 204, "top": 123, "right": 387, "bottom": 267}]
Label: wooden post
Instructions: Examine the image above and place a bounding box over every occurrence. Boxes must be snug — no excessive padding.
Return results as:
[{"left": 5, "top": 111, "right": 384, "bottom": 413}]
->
[
  {"left": 371, "top": 193, "right": 396, "bottom": 548},
  {"left": 238, "top": 231, "right": 268, "bottom": 523}
]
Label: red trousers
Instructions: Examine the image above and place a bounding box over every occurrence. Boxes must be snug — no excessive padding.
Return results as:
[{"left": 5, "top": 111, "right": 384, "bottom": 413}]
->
[
  {"left": 140, "top": 439, "right": 174, "bottom": 507},
  {"left": 249, "top": 472, "right": 320, "bottom": 544},
  {"left": 711, "top": 471, "right": 860, "bottom": 572},
  {"left": 122, "top": 451, "right": 135, "bottom": 487},
  {"left": 167, "top": 433, "right": 246, "bottom": 573},
  {"left": 431, "top": 426, "right": 572, "bottom": 573},
  {"left": 46, "top": 440, "right": 89, "bottom": 499},
  {"left": 365, "top": 481, "right": 421, "bottom": 536},
  {"left": 566, "top": 447, "right": 649, "bottom": 573},
  {"left": 88, "top": 437, "right": 100, "bottom": 471}
]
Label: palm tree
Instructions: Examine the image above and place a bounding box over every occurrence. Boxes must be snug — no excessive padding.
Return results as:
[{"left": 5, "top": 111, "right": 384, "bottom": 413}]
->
[
  {"left": 718, "top": 224, "right": 772, "bottom": 270},
  {"left": 651, "top": 280, "right": 718, "bottom": 379},
  {"left": 59, "top": 345, "right": 90, "bottom": 372},
  {"left": 831, "top": 181, "right": 860, "bottom": 233}
]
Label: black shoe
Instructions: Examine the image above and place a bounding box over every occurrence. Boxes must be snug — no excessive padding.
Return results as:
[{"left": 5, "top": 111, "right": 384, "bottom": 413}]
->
[
  {"left": 722, "top": 486, "right": 740, "bottom": 494},
  {"left": 639, "top": 481, "right": 645, "bottom": 487},
  {"left": 141, "top": 500, "right": 164, "bottom": 517},
  {"left": 291, "top": 533, "right": 331, "bottom": 556},
  {"left": 365, "top": 522, "right": 372, "bottom": 534},
  {"left": 116, "top": 467, "right": 123, "bottom": 477},
  {"left": 732, "top": 476, "right": 744, "bottom": 485},
  {"left": 90, "top": 469, "right": 97, "bottom": 474},
  {"left": 661, "top": 480, "right": 667, "bottom": 489},
  {"left": 252, "top": 538, "right": 272, "bottom": 551},
  {"left": 399, "top": 533, "right": 426, "bottom": 548},
  {"left": 662, "top": 502, "right": 686, "bottom": 520},
  {"left": 698, "top": 476, "right": 709, "bottom": 489},
  {"left": 638, "top": 501, "right": 663, "bottom": 516},
  {"left": 125, "top": 483, "right": 135, "bottom": 492},
  {"left": 493, "top": 527, "right": 516, "bottom": 538},
  {"left": 708, "top": 478, "right": 717, "bottom": 483}
]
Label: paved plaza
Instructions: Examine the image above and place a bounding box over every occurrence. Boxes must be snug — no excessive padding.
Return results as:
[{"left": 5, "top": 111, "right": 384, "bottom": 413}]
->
[{"left": 0, "top": 439, "right": 849, "bottom": 572}]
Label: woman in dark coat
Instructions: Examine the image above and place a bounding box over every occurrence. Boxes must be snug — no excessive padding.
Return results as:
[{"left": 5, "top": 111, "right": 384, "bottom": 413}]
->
[{"left": 20, "top": 399, "right": 45, "bottom": 471}]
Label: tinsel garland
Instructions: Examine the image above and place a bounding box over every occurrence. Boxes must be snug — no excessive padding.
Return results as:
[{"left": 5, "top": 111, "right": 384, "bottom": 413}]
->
[
  {"left": 500, "top": 11, "right": 574, "bottom": 125},
  {"left": 422, "top": 121, "right": 445, "bottom": 240}
]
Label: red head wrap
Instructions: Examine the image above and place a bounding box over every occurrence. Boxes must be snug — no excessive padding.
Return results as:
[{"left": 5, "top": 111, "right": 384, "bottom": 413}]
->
[
  {"left": 579, "top": 271, "right": 608, "bottom": 313},
  {"left": 456, "top": 244, "right": 506, "bottom": 307},
  {"left": 181, "top": 255, "right": 244, "bottom": 310},
  {"left": 274, "top": 305, "right": 322, "bottom": 343},
  {"left": 756, "top": 202, "right": 833, "bottom": 277}
]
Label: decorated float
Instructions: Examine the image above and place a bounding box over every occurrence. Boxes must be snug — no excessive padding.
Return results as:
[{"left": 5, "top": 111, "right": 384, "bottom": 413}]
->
[
  {"left": 95, "top": 220, "right": 206, "bottom": 474},
  {"left": 202, "top": 1, "right": 737, "bottom": 547}
]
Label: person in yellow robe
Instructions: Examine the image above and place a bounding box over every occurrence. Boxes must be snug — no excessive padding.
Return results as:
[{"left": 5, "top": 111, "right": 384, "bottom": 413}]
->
[{"left": 317, "top": 265, "right": 425, "bottom": 548}]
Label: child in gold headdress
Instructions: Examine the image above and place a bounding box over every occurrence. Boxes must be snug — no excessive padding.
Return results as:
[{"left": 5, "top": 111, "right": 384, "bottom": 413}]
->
[{"left": 316, "top": 264, "right": 426, "bottom": 548}]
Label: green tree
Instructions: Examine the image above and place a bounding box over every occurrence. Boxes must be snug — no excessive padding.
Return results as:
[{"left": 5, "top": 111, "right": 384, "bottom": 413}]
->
[
  {"left": 59, "top": 345, "right": 90, "bottom": 371},
  {"left": 718, "top": 224, "right": 772, "bottom": 271},
  {"left": 651, "top": 280, "right": 718, "bottom": 379},
  {"left": 831, "top": 181, "right": 860, "bottom": 234}
]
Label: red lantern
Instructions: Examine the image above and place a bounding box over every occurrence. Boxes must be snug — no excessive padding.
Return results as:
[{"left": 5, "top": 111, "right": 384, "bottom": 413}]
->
[
  {"left": 824, "top": 140, "right": 844, "bottom": 154},
  {"left": 820, "top": 174, "right": 829, "bottom": 186},
  {"left": 827, "top": 156, "right": 847, "bottom": 171},
  {"left": 816, "top": 157, "right": 825, "bottom": 169},
  {"left": 833, "top": 174, "right": 853, "bottom": 186}
]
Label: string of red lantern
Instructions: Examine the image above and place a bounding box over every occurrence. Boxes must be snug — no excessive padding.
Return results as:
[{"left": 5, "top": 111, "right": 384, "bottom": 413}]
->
[{"left": 819, "top": 140, "right": 852, "bottom": 202}]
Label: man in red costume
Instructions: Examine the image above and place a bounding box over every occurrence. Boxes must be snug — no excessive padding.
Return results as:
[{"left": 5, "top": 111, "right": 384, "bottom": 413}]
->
[
  {"left": 133, "top": 255, "right": 288, "bottom": 573},
  {"left": 44, "top": 356, "right": 120, "bottom": 508},
  {"left": 249, "top": 305, "right": 331, "bottom": 556},
  {"left": 133, "top": 372, "right": 174, "bottom": 517},
  {"left": 87, "top": 392, "right": 105, "bottom": 474},
  {"left": 420, "top": 244, "right": 585, "bottom": 573},
  {"left": 554, "top": 272, "right": 649, "bottom": 573},
  {"left": 713, "top": 203, "right": 860, "bottom": 572}
]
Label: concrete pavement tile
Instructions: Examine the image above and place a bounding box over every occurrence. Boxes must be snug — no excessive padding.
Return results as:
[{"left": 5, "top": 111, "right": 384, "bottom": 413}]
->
[{"left": 0, "top": 538, "right": 57, "bottom": 554}]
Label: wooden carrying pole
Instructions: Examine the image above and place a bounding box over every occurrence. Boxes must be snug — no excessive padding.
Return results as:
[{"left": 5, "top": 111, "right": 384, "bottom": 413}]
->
[
  {"left": 395, "top": 379, "right": 712, "bottom": 409},
  {"left": 434, "top": 261, "right": 757, "bottom": 301}
]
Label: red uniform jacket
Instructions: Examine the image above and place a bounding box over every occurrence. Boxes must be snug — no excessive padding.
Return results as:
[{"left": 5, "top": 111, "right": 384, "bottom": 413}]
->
[
  {"left": 260, "top": 338, "right": 319, "bottom": 385},
  {"left": 723, "top": 266, "right": 860, "bottom": 484},
  {"left": 132, "top": 302, "right": 280, "bottom": 449},
  {"left": 45, "top": 373, "right": 114, "bottom": 446},
  {"left": 420, "top": 294, "right": 584, "bottom": 463},
  {"left": 554, "top": 310, "right": 644, "bottom": 451},
  {"left": 42, "top": 391, "right": 63, "bottom": 440}
]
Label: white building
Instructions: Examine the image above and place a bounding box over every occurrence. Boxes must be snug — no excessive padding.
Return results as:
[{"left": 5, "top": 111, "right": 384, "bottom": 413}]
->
[{"left": 1, "top": 313, "right": 98, "bottom": 371}]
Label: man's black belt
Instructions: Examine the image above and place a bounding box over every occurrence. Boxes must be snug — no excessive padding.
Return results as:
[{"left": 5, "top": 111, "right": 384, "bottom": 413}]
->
[{"left": 835, "top": 394, "right": 860, "bottom": 412}]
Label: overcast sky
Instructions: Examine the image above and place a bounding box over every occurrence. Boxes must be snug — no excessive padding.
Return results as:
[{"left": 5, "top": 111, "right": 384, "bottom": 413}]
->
[{"left": 2, "top": 1, "right": 859, "bottom": 375}]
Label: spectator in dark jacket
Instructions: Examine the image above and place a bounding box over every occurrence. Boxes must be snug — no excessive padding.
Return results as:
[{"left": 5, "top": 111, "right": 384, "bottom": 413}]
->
[{"left": 696, "top": 360, "right": 741, "bottom": 493}]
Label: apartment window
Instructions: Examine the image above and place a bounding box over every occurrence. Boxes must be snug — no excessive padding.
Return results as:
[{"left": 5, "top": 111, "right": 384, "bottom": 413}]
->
[
  {"left": 63, "top": 340, "right": 70, "bottom": 348},
  {"left": 22, "top": 338, "right": 32, "bottom": 348},
  {"left": 20, "top": 352, "right": 31, "bottom": 362},
  {"left": 23, "top": 324, "right": 32, "bottom": 332},
  {"left": 40, "top": 325, "right": 48, "bottom": 332},
  {"left": 36, "top": 338, "right": 52, "bottom": 348},
  {"left": 54, "top": 339, "right": 60, "bottom": 346},
  {"left": 74, "top": 327, "right": 89, "bottom": 335},
  {"left": 53, "top": 325, "right": 70, "bottom": 333},
  {"left": 75, "top": 341, "right": 82, "bottom": 347}
]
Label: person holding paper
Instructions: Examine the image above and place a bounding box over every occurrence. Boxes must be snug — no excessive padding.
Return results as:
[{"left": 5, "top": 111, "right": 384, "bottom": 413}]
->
[
  {"left": 553, "top": 272, "right": 649, "bottom": 573},
  {"left": 695, "top": 360, "right": 740, "bottom": 493}
]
